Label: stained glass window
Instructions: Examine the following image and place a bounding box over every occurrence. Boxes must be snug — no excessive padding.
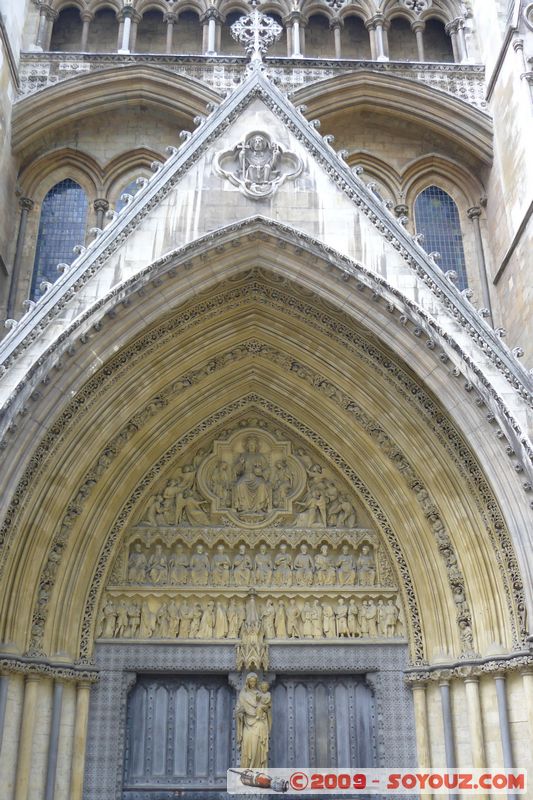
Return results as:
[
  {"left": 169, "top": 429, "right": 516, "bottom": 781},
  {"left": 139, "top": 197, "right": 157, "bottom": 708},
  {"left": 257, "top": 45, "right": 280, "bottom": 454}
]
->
[
  {"left": 31, "top": 179, "right": 88, "bottom": 300},
  {"left": 115, "top": 179, "right": 139, "bottom": 213},
  {"left": 414, "top": 185, "right": 468, "bottom": 290}
]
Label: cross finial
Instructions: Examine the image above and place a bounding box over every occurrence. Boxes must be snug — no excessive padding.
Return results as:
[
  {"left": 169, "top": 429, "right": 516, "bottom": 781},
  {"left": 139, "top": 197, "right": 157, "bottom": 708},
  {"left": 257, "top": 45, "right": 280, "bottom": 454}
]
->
[{"left": 231, "top": 0, "right": 283, "bottom": 67}]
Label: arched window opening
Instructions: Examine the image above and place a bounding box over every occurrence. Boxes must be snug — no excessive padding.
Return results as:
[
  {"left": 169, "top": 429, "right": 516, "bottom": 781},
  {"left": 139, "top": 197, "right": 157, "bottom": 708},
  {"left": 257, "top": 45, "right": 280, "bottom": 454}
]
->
[
  {"left": 305, "top": 15, "right": 334, "bottom": 58},
  {"left": 414, "top": 185, "right": 468, "bottom": 290},
  {"left": 340, "top": 15, "right": 371, "bottom": 59},
  {"left": 423, "top": 18, "right": 454, "bottom": 62},
  {"left": 387, "top": 17, "right": 418, "bottom": 61},
  {"left": 31, "top": 179, "right": 89, "bottom": 301},
  {"left": 86, "top": 7, "right": 119, "bottom": 52},
  {"left": 174, "top": 10, "right": 202, "bottom": 54},
  {"left": 135, "top": 9, "right": 167, "bottom": 53},
  {"left": 220, "top": 11, "right": 245, "bottom": 54},
  {"left": 50, "top": 6, "right": 83, "bottom": 51},
  {"left": 115, "top": 178, "right": 140, "bottom": 212},
  {"left": 264, "top": 13, "right": 286, "bottom": 57}
]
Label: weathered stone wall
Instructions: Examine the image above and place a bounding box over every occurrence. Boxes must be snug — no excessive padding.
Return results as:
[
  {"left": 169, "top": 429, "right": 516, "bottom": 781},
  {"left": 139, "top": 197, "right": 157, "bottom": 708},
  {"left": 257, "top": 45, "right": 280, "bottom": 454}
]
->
[
  {"left": 0, "top": 0, "right": 27, "bottom": 309},
  {"left": 471, "top": 0, "right": 533, "bottom": 366}
]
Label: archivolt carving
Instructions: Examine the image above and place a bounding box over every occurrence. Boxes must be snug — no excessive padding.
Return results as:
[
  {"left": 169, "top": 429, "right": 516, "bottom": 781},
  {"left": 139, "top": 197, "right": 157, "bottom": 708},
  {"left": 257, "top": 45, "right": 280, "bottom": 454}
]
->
[{"left": 1, "top": 276, "right": 522, "bottom": 662}]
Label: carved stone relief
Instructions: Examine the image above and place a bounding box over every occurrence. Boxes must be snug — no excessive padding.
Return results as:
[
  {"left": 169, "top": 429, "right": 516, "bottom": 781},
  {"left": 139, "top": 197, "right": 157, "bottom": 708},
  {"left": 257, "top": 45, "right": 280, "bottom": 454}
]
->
[
  {"left": 135, "top": 426, "right": 361, "bottom": 532},
  {"left": 99, "top": 425, "right": 405, "bottom": 665},
  {"left": 118, "top": 536, "right": 385, "bottom": 589},
  {"left": 214, "top": 132, "right": 303, "bottom": 199},
  {"left": 96, "top": 590, "right": 404, "bottom": 644}
]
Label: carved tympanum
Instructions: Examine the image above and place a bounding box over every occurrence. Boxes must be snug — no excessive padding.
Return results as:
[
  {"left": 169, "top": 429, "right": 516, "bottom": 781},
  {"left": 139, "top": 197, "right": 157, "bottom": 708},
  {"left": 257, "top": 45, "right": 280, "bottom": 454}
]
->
[{"left": 137, "top": 426, "right": 362, "bottom": 531}]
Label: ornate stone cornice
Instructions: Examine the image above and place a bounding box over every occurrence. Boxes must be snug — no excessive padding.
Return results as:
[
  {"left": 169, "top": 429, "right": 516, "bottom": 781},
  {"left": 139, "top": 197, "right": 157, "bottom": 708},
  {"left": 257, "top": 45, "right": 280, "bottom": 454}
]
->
[
  {"left": 405, "top": 651, "right": 533, "bottom": 684},
  {"left": 0, "top": 653, "right": 99, "bottom": 683}
]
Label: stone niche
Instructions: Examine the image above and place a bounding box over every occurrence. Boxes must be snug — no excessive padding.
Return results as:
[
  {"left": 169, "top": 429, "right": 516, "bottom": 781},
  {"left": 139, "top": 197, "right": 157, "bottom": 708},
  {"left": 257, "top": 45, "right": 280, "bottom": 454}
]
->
[{"left": 97, "top": 421, "right": 406, "bottom": 645}]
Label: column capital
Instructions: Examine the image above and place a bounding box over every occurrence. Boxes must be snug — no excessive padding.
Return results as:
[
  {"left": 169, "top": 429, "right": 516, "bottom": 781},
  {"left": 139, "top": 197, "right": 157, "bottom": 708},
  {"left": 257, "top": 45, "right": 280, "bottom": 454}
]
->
[
  {"left": 329, "top": 17, "right": 343, "bottom": 31},
  {"left": 365, "top": 13, "right": 385, "bottom": 31},
  {"left": 467, "top": 206, "right": 482, "bottom": 220},
  {"left": 118, "top": 6, "right": 136, "bottom": 22},
  {"left": 93, "top": 198, "right": 110, "bottom": 213},
  {"left": 513, "top": 38, "right": 524, "bottom": 53},
  {"left": 76, "top": 679, "right": 93, "bottom": 691},
  {"left": 411, "top": 19, "right": 426, "bottom": 32},
  {"left": 25, "top": 672, "right": 42, "bottom": 685},
  {"left": 284, "top": 10, "right": 304, "bottom": 25},
  {"left": 164, "top": 12, "right": 178, "bottom": 24},
  {"left": 80, "top": 10, "right": 94, "bottom": 23},
  {"left": 19, "top": 197, "right": 35, "bottom": 212},
  {"left": 445, "top": 17, "right": 462, "bottom": 35},
  {"left": 201, "top": 7, "right": 223, "bottom": 23}
]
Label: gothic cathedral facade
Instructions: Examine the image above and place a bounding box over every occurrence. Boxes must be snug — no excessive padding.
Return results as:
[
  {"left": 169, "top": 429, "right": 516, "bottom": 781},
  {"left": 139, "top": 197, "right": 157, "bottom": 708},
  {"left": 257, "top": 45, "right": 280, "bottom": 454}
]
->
[{"left": 0, "top": 1, "right": 532, "bottom": 798}]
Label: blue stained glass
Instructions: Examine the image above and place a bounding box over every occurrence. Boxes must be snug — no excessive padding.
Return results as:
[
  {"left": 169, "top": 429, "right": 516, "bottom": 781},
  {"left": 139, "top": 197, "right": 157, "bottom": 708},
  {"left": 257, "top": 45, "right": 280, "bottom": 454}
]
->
[
  {"left": 115, "top": 179, "right": 139, "bottom": 212},
  {"left": 414, "top": 185, "right": 469, "bottom": 290},
  {"left": 31, "top": 179, "right": 88, "bottom": 300}
]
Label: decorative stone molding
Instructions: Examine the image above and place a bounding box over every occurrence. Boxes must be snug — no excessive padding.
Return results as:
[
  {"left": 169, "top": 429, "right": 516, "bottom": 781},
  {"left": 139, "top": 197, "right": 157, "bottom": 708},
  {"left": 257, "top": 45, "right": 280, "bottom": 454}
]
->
[
  {"left": 16, "top": 52, "right": 488, "bottom": 107},
  {"left": 0, "top": 654, "right": 98, "bottom": 683},
  {"left": 404, "top": 651, "right": 533, "bottom": 684}
]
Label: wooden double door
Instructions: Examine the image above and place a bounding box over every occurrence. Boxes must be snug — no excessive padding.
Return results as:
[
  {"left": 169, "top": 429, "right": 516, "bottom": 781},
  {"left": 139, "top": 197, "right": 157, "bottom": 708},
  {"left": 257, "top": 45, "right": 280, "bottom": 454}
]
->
[{"left": 122, "top": 673, "right": 375, "bottom": 800}]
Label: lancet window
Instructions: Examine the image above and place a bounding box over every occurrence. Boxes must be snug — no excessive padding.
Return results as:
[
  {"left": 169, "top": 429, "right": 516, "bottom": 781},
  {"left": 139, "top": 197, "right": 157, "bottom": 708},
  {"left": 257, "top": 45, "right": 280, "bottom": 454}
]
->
[
  {"left": 414, "top": 185, "right": 468, "bottom": 290},
  {"left": 30, "top": 179, "right": 88, "bottom": 301}
]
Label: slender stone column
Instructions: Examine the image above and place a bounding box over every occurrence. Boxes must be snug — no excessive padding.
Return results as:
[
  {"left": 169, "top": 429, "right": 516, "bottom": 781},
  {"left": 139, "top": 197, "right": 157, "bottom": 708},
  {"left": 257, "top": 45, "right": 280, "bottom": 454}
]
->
[
  {"left": 44, "top": 681, "right": 64, "bottom": 800},
  {"left": 118, "top": 7, "right": 135, "bottom": 54},
  {"left": 330, "top": 20, "right": 342, "bottom": 59},
  {"left": 130, "top": 12, "right": 141, "bottom": 53},
  {"left": 439, "top": 678, "right": 458, "bottom": 800},
  {"left": 35, "top": 5, "right": 49, "bottom": 49},
  {"left": 14, "top": 674, "right": 41, "bottom": 800},
  {"left": 165, "top": 12, "right": 177, "bottom": 53},
  {"left": 446, "top": 18, "right": 466, "bottom": 62},
  {"left": 286, "top": 12, "right": 302, "bottom": 57},
  {"left": 439, "top": 679, "right": 456, "bottom": 768},
  {"left": 413, "top": 20, "right": 425, "bottom": 62},
  {"left": 69, "top": 681, "right": 92, "bottom": 800},
  {"left": 411, "top": 683, "right": 431, "bottom": 767},
  {"left": 0, "top": 674, "right": 8, "bottom": 752},
  {"left": 117, "top": 19, "right": 124, "bottom": 50},
  {"left": 201, "top": 9, "right": 220, "bottom": 55},
  {"left": 456, "top": 19, "right": 467, "bottom": 62},
  {"left": 366, "top": 22, "right": 376, "bottom": 60},
  {"left": 445, "top": 20, "right": 459, "bottom": 63},
  {"left": 494, "top": 674, "right": 518, "bottom": 800},
  {"left": 468, "top": 206, "right": 493, "bottom": 325},
  {"left": 7, "top": 197, "right": 34, "bottom": 320},
  {"left": 522, "top": 669, "right": 533, "bottom": 741},
  {"left": 80, "top": 11, "right": 93, "bottom": 51},
  {"left": 367, "top": 15, "right": 387, "bottom": 61},
  {"left": 55, "top": 682, "right": 76, "bottom": 800},
  {"left": 93, "top": 198, "right": 109, "bottom": 231},
  {"left": 463, "top": 675, "right": 486, "bottom": 767},
  {"left": 36, "top": 4, "right": 56, "bottom": 49}
]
